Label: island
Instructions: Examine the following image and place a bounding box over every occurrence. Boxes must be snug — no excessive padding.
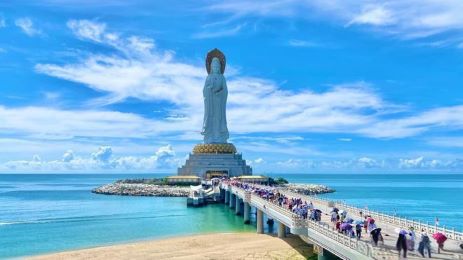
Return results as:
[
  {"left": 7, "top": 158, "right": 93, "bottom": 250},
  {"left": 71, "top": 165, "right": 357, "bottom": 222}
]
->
[{"left": 92, "top": 176, "right": 335, "bottom": 197}]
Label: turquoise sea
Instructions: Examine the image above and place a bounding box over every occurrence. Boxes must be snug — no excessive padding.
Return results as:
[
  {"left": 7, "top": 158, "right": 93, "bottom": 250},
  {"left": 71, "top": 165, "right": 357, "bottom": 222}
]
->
[{"left": 0, "top": 173, "right": 462, "bottom": 259}]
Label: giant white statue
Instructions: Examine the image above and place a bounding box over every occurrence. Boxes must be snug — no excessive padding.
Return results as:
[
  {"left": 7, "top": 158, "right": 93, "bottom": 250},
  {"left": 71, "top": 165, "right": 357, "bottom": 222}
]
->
[
  {"left": 201, "top": 49, "right": 229, "bottom": 144},
  {"left": 177, "top": 49, "right": 252, "bottom": 177}
]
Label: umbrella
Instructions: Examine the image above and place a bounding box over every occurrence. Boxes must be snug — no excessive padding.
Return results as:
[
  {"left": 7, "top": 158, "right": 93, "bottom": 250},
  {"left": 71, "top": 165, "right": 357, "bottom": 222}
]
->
[
  {"left": 315, "top": 209, "right": 322, "bottom": 213},
  {"left": 370, "top": 227, "right": 382, "bottom": 235},
  {"left": 433, "top": 232, "right": 447, "bottom": 244},
  {"left": 340, "top": 223, "right": 352, "bottom": 230},
  {"left": 399, "top": 229, "right": 408, "bottom": 235},
  {"left": 345, "top": 217, "right": 354, "bottom": 223}
]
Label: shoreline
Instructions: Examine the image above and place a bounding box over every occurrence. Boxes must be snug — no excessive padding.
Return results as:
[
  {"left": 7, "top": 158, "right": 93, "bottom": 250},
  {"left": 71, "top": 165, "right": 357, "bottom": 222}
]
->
[{"left": 26, "top": 232, "right": 314, "bottom": 260}]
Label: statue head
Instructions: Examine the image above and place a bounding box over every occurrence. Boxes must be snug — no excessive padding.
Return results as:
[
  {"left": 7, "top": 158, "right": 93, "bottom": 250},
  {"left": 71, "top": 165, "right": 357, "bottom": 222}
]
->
[
  {"left": 211, "top": 58, "right": 221, "bottom": 74},
  {"left": 205, "top": 48, "right": 226, "bottom": 74}
]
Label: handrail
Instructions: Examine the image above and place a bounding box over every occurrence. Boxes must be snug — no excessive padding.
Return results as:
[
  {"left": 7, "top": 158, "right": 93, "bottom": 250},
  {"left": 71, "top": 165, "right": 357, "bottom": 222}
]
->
[
  {"left": 230, "top": 185, "right": 397, "bottom": 259},
  {"left": 336, "top": 202, "right": 462, "bottom": 241},
  {"left": 276, "top": 188, "right": 463, "bottom": 241}
]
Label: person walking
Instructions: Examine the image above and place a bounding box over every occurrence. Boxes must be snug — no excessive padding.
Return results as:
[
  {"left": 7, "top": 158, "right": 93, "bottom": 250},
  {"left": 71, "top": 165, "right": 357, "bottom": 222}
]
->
[
  {"left": 370, "top": 228, "right": 381, "bottom": 246},
  {"left": 432, "top": 232, "right": 447, "bottom": 254},
  {"left": 397, "top": 231, "right": 408, "bottom": 258},
  {"left": 408, "top": 227, "right": 416, "bottom": 251},
  {"left": 418, "top": 230, "right": 432, "bottom": 258},
  {"left": 355, "top": 223, "right": 362, "bottom": 240}
]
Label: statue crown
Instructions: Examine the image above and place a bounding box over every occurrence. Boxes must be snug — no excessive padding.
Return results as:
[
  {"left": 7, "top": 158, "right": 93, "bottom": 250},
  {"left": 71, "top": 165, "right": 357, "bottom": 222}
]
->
[{"left": 205, "top": 48, "right": 226, "bottom": 74}]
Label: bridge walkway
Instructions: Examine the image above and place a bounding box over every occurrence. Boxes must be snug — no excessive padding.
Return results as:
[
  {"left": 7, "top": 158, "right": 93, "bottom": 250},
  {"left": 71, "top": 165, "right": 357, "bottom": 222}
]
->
[{"left": 224, "top": 184, "right": 463, "bottom": 260}]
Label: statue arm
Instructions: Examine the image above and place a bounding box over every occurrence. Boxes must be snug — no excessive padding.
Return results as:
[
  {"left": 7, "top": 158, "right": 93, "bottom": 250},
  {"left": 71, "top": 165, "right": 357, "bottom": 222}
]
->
[{"left": 214, "top": 76, "right": 225, "bottom": 93}]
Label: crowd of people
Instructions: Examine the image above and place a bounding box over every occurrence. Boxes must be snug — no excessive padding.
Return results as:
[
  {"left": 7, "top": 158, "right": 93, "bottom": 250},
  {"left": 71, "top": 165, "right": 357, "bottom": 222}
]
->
[
  {"left": 225, "top": 180, "right": 319, "bottom": 220},
  {"left": 224, "top": 179, "right": 452, "bottom": 258},
  {"left": 394, "top": 227, "right": 444, "bottom": 258}
]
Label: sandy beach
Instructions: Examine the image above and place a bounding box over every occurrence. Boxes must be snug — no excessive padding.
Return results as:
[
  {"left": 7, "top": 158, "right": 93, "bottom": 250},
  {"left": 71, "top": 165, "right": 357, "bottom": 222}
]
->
[{"left": 27, "top": 233, "right": 314, "bottom": 260}]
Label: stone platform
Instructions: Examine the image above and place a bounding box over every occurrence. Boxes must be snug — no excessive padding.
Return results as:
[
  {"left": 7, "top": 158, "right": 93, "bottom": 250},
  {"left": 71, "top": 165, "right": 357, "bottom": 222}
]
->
[{"left": 177, "top": 143, "right": 252, "bottom": 179}]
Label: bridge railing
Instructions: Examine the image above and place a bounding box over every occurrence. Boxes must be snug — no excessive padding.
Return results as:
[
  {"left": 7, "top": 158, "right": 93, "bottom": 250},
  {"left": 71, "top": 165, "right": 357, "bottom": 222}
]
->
[
  {"left": 335, "top": 202, "right": 463, "bottom": 241},
  {"left": 231, "top": 186, "right": 396, "bottom": 259},
  {"left": 229, "top": 186, "right": 303, "bottom": 226},
  {"left": 277, "top": 188, "right": 463, "bottom": 241},
  {"left": 232, "top": 187, "right": 246, "bottom": 198},
  {"left": 305, "top": 219, "right": 396, "bottom": 259}
]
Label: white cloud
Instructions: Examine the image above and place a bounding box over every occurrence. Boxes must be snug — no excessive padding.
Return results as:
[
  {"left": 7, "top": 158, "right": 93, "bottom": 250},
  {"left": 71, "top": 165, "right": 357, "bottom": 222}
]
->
[
  {"left": 247, "top": 157, "right": 265, "bottom": 166},
  {"left": 35, "top": 19, "right": 406, "bottom": 138},
  {"left": 0, "top": 105, "right": 188, "bottom": 139},
  {"left": 277, "top": 159, "right": 311, "bottom": 169},
  {"left": 3, "top": 19, "right": 463, "bottom": 173},
  {"left": 359, "top": 105, "right": 463, "bottom": 138},
  {"left": 357, "top": 157, "right": 380, "bottom": 168},
  {"left": 15, "top": 17, "right": 41, "bottom": 36},
  {"left": 29, "top": 20, "right": 463, "bottom": 142},
  {"left": 399, "top": 156, "right": 424, "bottom": 168},
  {"left": 348, "top": 5, "right": 395, "bottom": 26},
  {"left": 1, "top": 145, "right": 179, "bottom": 173},
  {"left": 62, "top": 150, "right": 74, "bottom": 162},
  {"left": 193, "top": 23, "right": 246, "bottom": 39},
  {"left": 254, "top": 157, "right": 265, "bottom": 164},
  {"left": 67, "top": 19, "right": 107, "bottom": 42},
  {"left": 92, "top": 146, "right": 112, "bottom": 162},
  {"left": 288, "top": 39, "right": 319, "bottom": 48},
  {"left": 154, "top": 144, "right": 176, "bottom": 167},
  {"left": 32, "top": 154, "right": 41, "bottom": 162},
  {"left": 208, "top": 0, "right": 463, "bottom": 43},
  {"left": 338, "top": 138, "right": 352, "bottom": 142}
]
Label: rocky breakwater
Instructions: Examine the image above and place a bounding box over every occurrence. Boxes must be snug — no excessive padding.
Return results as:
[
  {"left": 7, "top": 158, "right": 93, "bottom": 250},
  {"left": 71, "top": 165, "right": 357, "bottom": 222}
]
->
[
  {"left": 281, "top": 183, "right": 335, "bottom": 195},
  {"left": 92, "top": 183, "right": 189, "bottom": 197}
]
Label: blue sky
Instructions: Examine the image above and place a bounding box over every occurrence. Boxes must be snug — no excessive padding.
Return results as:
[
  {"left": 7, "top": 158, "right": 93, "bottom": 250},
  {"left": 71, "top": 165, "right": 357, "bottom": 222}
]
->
[{"left": 1, "top": 0, "right": 463, "bottom": 173}]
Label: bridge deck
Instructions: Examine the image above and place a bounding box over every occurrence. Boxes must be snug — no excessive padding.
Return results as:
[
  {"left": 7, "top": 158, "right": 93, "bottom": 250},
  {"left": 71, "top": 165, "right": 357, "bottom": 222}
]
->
[{"left": 226, "top": 184, "right": 463, "bottom": 260}]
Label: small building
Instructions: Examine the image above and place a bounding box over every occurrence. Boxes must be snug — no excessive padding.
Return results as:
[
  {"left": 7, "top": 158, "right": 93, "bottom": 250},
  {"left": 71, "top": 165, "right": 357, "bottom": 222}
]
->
[
  {"left": 234, "top": 175, "right": 269, "bottom": 185},
  {"left": 166, "top": 176, "right": 201, "bottom": 185}
]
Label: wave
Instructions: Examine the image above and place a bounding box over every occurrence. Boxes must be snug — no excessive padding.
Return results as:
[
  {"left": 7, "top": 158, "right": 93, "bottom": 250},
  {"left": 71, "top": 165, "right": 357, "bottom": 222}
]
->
[{"left": 0, "top": 213, "right": 188, "bottom": 226}]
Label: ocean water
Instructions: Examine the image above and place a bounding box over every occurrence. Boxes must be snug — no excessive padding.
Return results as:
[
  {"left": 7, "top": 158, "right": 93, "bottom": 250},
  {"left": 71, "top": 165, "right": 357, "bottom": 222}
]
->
[
  {"left": 0, "top": 173, "right": 462, "bottom": 258},
  {"left": 272, "top": 174, "right": 463, "bottom": 229}
]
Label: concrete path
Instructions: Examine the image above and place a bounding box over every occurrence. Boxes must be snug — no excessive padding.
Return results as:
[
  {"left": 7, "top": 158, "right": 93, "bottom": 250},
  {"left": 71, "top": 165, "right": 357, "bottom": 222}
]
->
[{"left": 280, "top": 189, "right": 463, "bottom": 259}]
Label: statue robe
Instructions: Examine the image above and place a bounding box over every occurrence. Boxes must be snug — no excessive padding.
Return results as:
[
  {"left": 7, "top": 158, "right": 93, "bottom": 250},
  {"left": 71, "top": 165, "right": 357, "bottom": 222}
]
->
[{"left": 202, "top": 73, "right": 229, "bottom": 143}]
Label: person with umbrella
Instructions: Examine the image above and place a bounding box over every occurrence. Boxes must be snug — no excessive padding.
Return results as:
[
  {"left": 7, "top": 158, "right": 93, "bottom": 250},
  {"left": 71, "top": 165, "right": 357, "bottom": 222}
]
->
[
  {"left": 407, "top": 226, "right": 416, "bottom": 251},
  {"left": 367, "top": 218, "right": 376, "bottom": 234},
  {"left": 418, "top": 229, "right": 432, "bottom": 258},
  {"left": 340, "top": 222, "right": 352, "bottom": 234},
  {"left": 354, "top": 220, "right": 363, "bottom": 239},
  {"left": 396, "top": 229, "right": 408, "bottom": 258},
  {"left": 364, "top": 216, "right": 370, "bottom": 234},
  {"left": 330, "top": 210, "right": 338, "bottom": 223},
  {"left": 371, "top": 227, "right": 382, "bottom": 246},
  {"left": 314, "top": 209, "right": 322, "bottom": 221},
  {"left": 432, "top": 232, "right": 447, "bottom": 254},
  {"left": 339, "top": 210, "right": 347, "bottom": 222}
]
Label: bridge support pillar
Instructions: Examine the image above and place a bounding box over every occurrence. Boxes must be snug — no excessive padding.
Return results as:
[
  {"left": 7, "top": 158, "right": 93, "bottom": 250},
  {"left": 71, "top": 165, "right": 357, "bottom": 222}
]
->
[
  {"left": 224, "top": 190, "right": 229, "bottom": 204},
  {"left": 256, "top": 209, "right": 264, "bottom": 234},
  {"left": 316, "top": 247, "right": 337, "bottom": 260},
  {"left": 235, "top": 198, "right": 241, "bottom": 215},
  {"left": 277, "top": 222, "right": 286, "bottom": 238},
  {"left": 243, "top": 202, "right": 250, "bottom": 224},
  {"left": 229, "top": 193, "right": 235, "bottom": 208}
]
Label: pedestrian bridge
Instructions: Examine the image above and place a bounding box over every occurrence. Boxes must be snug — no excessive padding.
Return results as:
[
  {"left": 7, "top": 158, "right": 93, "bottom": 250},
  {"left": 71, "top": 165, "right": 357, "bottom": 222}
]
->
[{"left": 221, "top": 184, "right": 463, "bottom": 260}]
